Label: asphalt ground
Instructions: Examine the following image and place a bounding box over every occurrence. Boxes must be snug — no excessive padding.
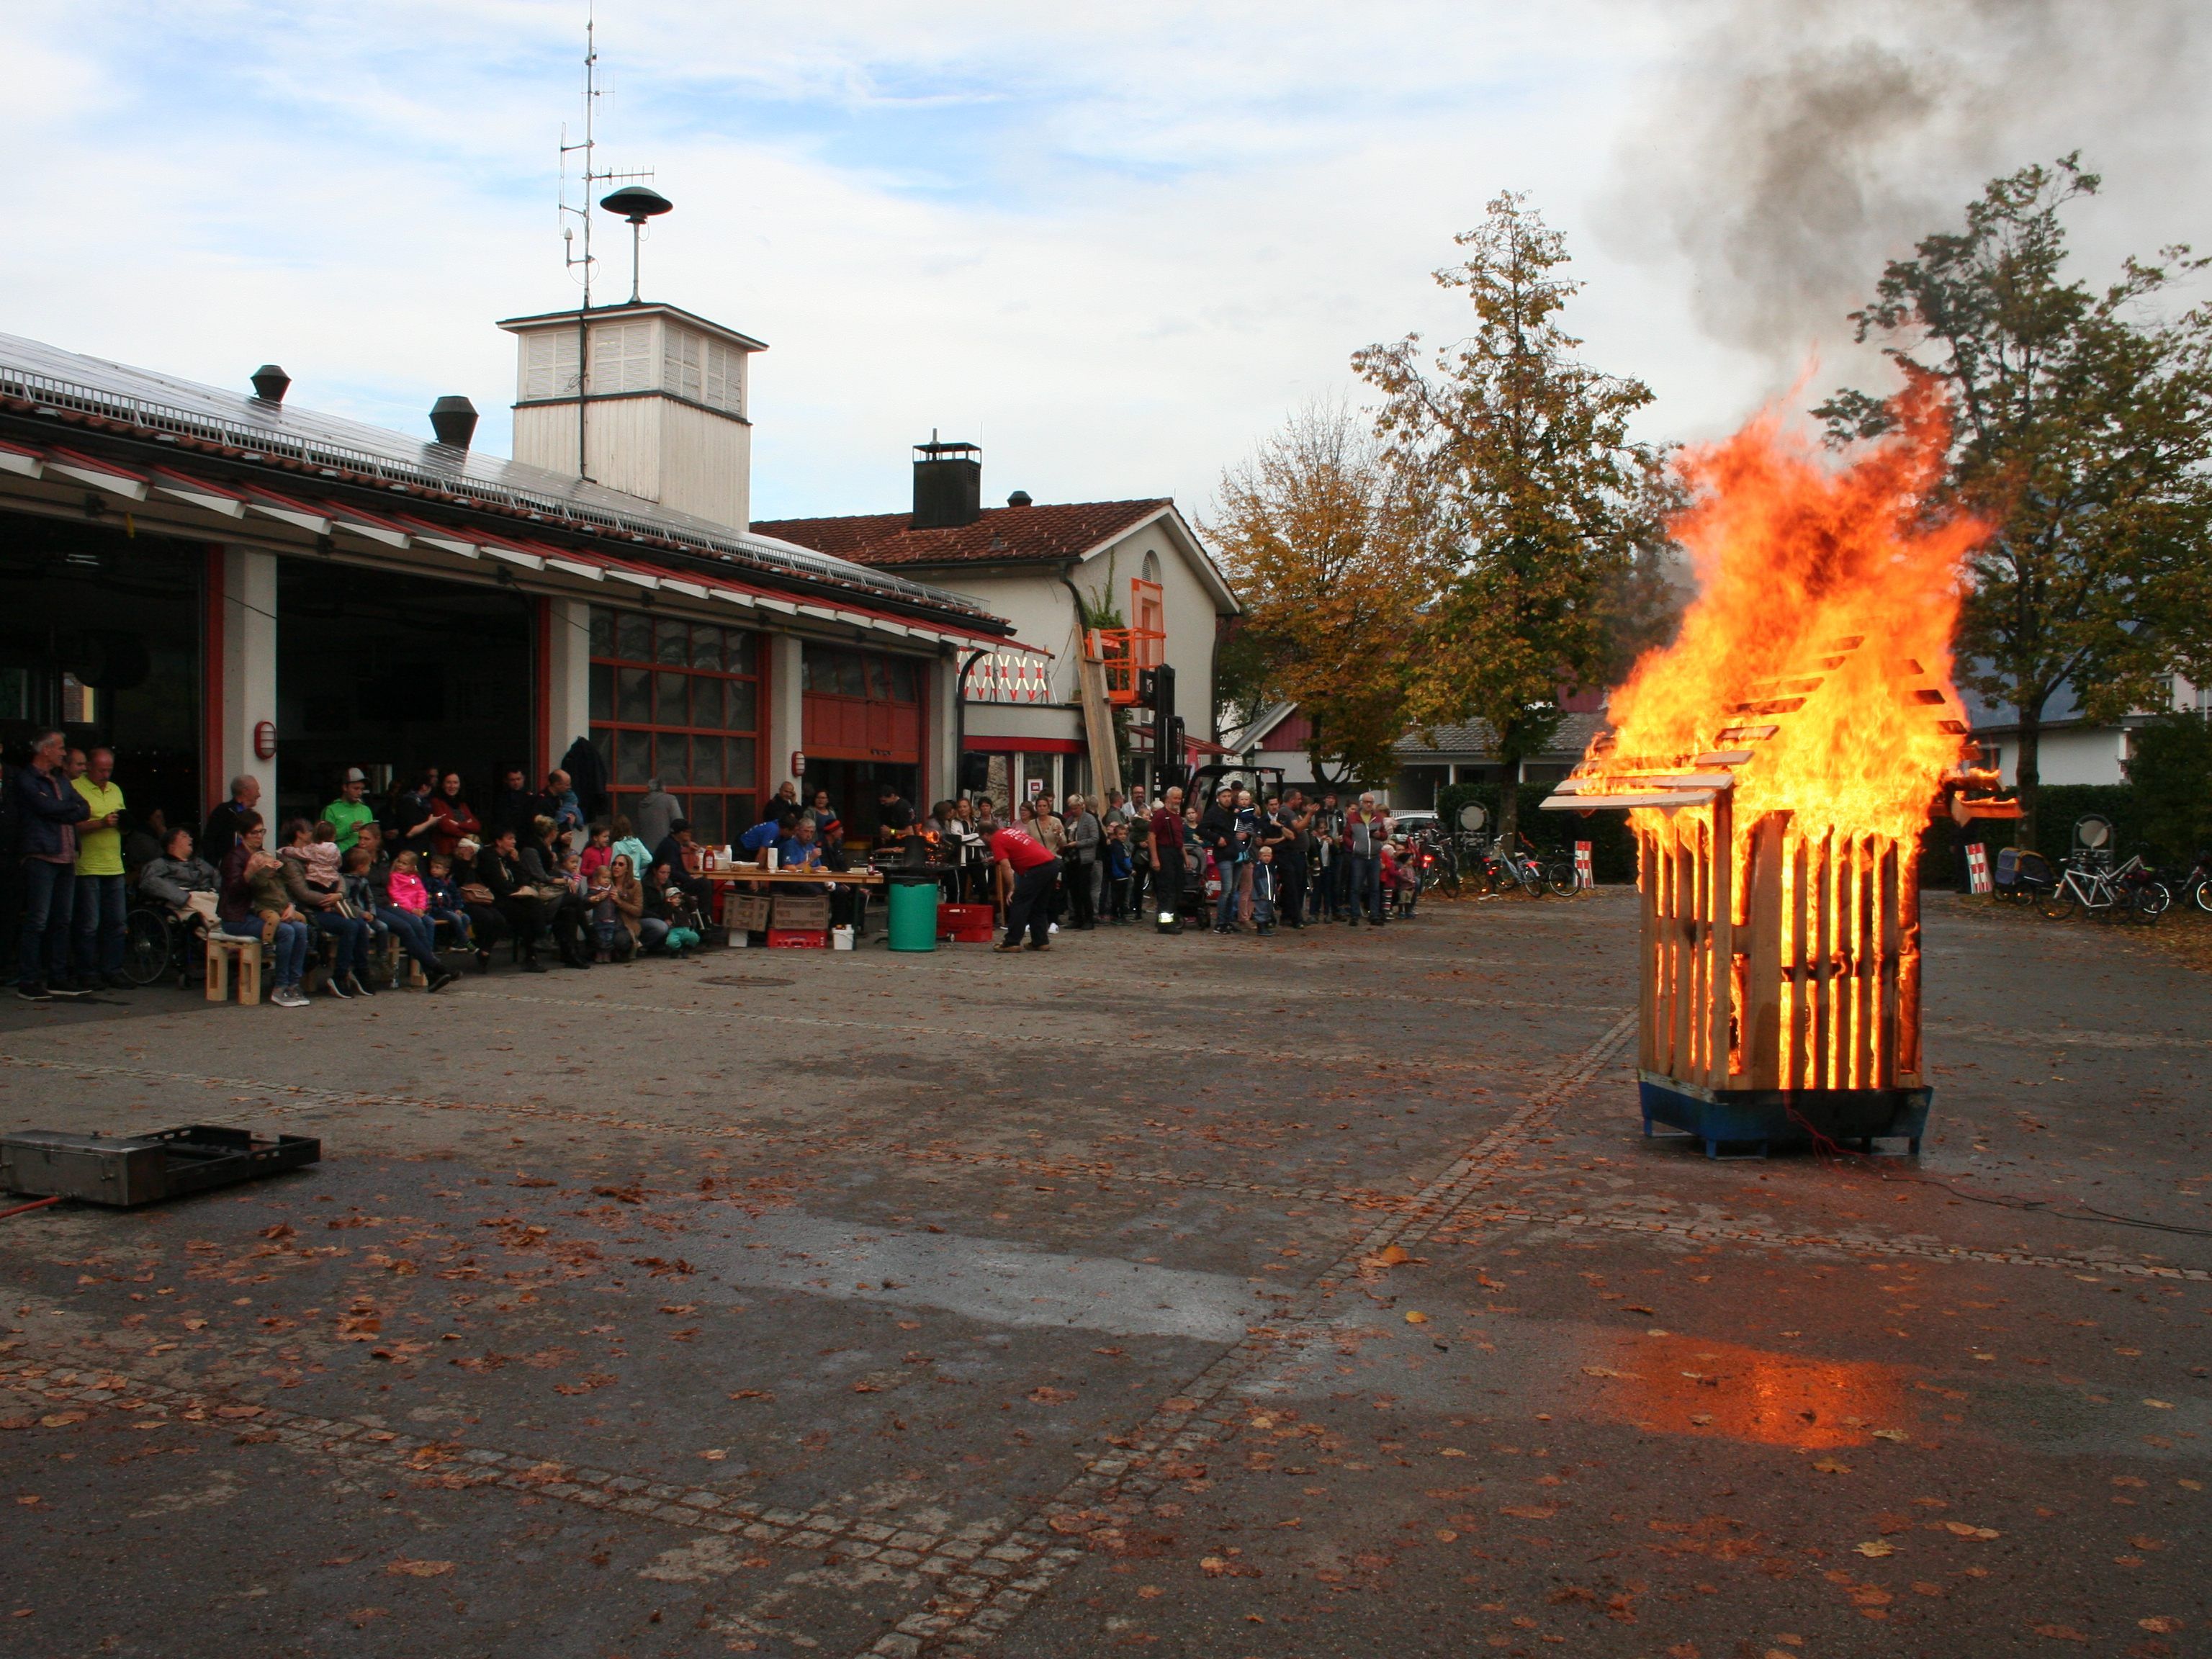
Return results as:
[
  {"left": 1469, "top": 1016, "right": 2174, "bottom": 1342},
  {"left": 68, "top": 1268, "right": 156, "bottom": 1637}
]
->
[{"left": 0, "top": 889, "right": 2206, "bottom": 1658}]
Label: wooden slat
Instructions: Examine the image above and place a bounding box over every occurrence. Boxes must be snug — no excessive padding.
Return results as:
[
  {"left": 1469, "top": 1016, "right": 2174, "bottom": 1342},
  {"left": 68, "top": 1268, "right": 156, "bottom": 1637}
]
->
[
  {"left": 1748, "top": 814, "right": 1785, "bottom": 1089},
  {"left": 1637, "top": 830, "right": 1658, "bottom": 1074},
  {"left": 1671, "top": 831, "right": 1694, "bottom": 1081},
  {"left": 1897, "top": 837, "right": 1924, "bottom": 1085},
  {"left": 1705, "top": 790, "right": 1735, "bottom": 1089},
  {"left": 1876, "top": 838, "right": 1900, "bottom": 1087}
]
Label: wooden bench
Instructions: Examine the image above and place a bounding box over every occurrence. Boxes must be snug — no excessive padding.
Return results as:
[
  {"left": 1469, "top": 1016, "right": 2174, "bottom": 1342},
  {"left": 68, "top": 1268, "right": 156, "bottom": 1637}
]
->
[{"left": 204, "top": 933, "right": 263, "bottom": 1004}]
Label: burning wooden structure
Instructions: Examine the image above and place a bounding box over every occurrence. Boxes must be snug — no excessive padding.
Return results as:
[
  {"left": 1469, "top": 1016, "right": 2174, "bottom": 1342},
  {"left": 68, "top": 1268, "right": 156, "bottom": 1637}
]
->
[{"left": 1544, "top": 638, "right": 2018, "bottom": 1156}]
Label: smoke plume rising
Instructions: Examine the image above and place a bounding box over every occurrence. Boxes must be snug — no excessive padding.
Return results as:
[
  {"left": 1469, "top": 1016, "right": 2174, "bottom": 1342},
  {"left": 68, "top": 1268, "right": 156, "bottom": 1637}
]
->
[{"left": 1604, "top": 0, "right": 2206, "bottom": 360}]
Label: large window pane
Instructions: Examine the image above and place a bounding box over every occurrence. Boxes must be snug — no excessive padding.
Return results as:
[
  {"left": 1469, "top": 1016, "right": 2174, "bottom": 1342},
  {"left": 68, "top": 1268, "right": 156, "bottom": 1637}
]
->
[
  {"left": 866, "top": 658, "right": 891, "bottom": 700},
  {"left": 726, "top": 736, "right": 756, "bottom": 786},
  {"left": 655, "top": 619, "right": 688, "bottom": 665},
  {"left": 725, "top": 680, "right": 757, "bottom": 731},
  {"left": 656, "top": 733, "right": 688, "bottom": 786},
  {"left": 616, "top": 729, "right": 650, "bottom": 786},
  {"left": 725, "top": 631, "right": 757, "bottom": 675},
  {"left": 655, "top": 670, "right": 687, "bottom": 726},
  {"left": 617, "top": 667, "right": 651, "bottom": 724},
  {"left": 693, "top": 734, "right": 724, "bottom": 787},
  {"left": 888, "top": 658, "right": 919, "bottom": 702},
  {"left": 690, "top": 624, "right": 721, "bottom": 673},
  {"left": 727, "top": 791, "right": 756, "bottom": 832},
  {"left": 616, "top": 611, "right": 652, "bottom": 662},
  {"left": 837, "top": 652, "right": 866, "bottom": 697},
  {"left": 691, "top": 676, "right": 724, "bottom": 731},
  {"left": 588, "top": 662, "right": 613, "bottom": 721},
  {"left": 691, "top": 795, "right": 725, "bottom": 845},
  {"left": 589, "top": 607, "right": 615, "bottom": 657}
]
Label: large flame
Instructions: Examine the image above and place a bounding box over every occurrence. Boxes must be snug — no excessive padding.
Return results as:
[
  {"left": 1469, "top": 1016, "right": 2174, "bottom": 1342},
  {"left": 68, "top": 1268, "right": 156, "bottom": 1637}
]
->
[{"left": 1586, "top": 385, "right": 1986, "bottom": 843}]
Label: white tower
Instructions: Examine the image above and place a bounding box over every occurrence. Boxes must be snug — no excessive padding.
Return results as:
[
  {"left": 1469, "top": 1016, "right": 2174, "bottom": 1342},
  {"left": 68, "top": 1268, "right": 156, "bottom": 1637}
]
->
[{"left": 498, "top": 302, "right": 765, "bottom": 532}]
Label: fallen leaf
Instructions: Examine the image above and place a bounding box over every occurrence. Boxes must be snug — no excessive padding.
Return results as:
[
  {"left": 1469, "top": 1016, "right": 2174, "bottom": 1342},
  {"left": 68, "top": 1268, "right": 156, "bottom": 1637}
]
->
[
  {"left": 1814, "top": 1460, "right": 1853, "bottom": 1475},
  {"left": 1581, "top": 1365, "right": 1639, "bottom": 1380},
  {"left": 181, "top": 1319, "right": 208, "bottom": 1331},
  {"left": 1028, "top": 1386, "right": 1076, "bottom": 1404},
  {"left": 2028, "top": 1624, "right": 2087, "bottom": 1642},
  {"left": 2141, "top": 1399, "right": 2174, "bottom": 1410},
  {"left": 1375, "top": 1244, "right": 1410, "bottom": 1267},
  {"left": 1871, "top": 1429, "right": 1910, "bottom": 1443},
  {"left": 1622, "top": 1305, "right": 1656, "bottom": 1315},
  {"left": 1500, "top": 1505, "right": 1557, "bottom": 1520},
  {"left": 385, "top": 1560, "right": 454, "bottom": 1578},
  {"left": 37, "top": 1413, "right": 85, "bottom": 1429},
  {"left": 1941, "top": 1521, "right": 2000, "bottom": 1539},
  {"left": 727, "top": 1389, "right": 775, "bottom": 1402},
  {"left": 1854, "top": 1541, "right": 1894, "bottom": 1558},
  {"left": 1403, "top": 1310, "right": 1429, "bottom": 1325}
]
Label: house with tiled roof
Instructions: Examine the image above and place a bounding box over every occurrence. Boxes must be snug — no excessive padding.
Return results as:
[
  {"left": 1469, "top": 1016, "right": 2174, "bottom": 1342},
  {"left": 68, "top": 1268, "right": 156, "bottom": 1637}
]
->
[
  {"left": 757, "top": 440, "right": 1238, "bottom": 808},
  {"left": 1222, "top": 691, "right": 1609, "bottom": 806}
]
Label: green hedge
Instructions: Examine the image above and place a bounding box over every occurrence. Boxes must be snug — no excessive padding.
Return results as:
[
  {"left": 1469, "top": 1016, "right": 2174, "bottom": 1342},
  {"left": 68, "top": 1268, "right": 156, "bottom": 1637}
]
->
[{"left": 1436, "top": 781, "right": 1639, "bottom": 884}]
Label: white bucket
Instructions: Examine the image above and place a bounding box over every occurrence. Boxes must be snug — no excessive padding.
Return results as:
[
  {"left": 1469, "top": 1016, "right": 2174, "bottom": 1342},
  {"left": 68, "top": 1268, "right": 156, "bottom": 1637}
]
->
[
  {"left": 729, "top": 930, "right": 748, "bottom": 947},
  {"left": 832, "top": 925, "right": 855, "bottom": 950}
]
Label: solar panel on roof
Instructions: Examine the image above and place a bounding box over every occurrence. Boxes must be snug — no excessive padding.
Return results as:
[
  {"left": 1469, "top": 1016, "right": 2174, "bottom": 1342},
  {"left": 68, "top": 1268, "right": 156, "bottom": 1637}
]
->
[{"left": 0, "top": 331, "right": 986, "bottom": 619}]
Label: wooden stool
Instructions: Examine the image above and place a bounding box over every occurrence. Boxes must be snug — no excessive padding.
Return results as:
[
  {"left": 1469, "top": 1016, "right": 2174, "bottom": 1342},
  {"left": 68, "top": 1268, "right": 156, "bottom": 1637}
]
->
[
  {"left": 204, "top": 934, "right": 262, "bottom": 1004},
  {"left": 383, "top": 935, "right": 427, "bottom": 987}
]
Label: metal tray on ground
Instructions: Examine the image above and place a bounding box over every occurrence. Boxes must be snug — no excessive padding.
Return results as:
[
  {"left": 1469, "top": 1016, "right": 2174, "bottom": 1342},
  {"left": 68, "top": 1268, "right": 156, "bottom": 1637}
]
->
[{"left": 0, "top": 1125, "right": 321, "bottom": 1207}]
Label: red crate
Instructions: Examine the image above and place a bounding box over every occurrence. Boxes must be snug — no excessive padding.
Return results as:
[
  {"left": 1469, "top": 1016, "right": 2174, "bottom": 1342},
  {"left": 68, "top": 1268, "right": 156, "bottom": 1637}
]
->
[
  {"left": 937, "top": 902, "right": 995, "bottom": 943},
  {"left": 765, "top": 928, "right": 830, "bottom": 949}
]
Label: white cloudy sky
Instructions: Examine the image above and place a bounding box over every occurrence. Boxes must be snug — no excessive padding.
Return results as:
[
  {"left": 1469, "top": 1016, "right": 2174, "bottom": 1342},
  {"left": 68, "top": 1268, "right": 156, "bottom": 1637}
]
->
[{"left": 7, "top": 1, "right": 2206, "bottom": 522}]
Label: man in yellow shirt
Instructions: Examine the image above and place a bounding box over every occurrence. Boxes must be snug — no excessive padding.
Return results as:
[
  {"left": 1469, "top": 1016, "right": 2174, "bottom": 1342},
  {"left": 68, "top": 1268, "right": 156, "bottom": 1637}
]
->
[{"left": 72, "top": 746, "right": 130, "bottom": 991}]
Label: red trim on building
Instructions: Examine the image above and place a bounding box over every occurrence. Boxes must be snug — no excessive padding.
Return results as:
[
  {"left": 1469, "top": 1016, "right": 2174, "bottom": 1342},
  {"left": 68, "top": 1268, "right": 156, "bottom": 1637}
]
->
[{"left": 202, "top": 544, "right": 225, "bottom": 817}]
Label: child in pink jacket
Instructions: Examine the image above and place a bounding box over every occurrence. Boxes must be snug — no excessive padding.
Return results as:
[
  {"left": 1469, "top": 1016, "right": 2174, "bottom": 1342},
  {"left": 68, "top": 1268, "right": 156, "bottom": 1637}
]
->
[{"left": 387, "top": 851, "right": 432, "bottom": 915}]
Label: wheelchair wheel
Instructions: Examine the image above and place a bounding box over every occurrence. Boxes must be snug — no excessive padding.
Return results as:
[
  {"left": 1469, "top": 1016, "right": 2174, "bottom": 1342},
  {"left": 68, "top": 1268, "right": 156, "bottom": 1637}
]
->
[{"left": 121, "top": 908, "right": 175, "bottom": 986}]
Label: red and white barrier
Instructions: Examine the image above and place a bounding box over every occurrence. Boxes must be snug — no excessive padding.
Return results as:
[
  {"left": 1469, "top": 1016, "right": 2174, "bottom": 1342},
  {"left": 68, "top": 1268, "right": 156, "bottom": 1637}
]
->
[
  {"left": 1573, "top": 842, "right": 1593, "bottom": 890},
  {"left": 1965, "top": 843, "right": 1991, "bottom": 894}
]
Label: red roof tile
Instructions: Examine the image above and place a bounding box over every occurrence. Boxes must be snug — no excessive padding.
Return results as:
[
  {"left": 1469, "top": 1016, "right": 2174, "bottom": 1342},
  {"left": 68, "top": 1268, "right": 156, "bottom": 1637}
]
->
[{"left": 754, "top": 499, "right": 1171, "bottom": 568}]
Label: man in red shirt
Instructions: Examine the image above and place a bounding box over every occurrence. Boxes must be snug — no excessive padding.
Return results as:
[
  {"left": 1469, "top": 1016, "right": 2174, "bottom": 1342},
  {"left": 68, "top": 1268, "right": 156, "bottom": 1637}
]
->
[{"left": 989, "top": 822, "right": 1062, "bottom": 952}]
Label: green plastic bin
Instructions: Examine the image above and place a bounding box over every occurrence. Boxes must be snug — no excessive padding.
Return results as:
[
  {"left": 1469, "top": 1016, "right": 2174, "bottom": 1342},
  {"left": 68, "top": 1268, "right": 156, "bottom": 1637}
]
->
[{"left": 884, "top": 871, "right": 945, "bottom": 953}]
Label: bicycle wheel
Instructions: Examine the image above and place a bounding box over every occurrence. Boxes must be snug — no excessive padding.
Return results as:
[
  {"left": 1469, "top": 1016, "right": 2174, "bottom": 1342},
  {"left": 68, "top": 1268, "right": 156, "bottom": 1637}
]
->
[
  {"left": 1547, "top": 860, "right": 1578, "bottom": 896},
  {"left": 2038, "top": 882, "right": 2078, "bottom": 920},
  {"left": 2195, "top": 879, "right": 2212, "bottom": 915},
  {"left": 1517, "top": 862, "right": 1548, "bottom": 897},
  {"left": 2130, "top": 884, "right": 2167, "bottom": 925},
  {"left": 120, "top": 909, "right": 174, "bottom": 986}
]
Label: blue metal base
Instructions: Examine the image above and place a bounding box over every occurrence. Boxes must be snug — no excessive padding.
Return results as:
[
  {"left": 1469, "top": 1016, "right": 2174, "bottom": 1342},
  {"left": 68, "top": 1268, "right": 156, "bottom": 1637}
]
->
[{"left": 1639, "top": 1073, "right": 1930, "bottom": 1160}]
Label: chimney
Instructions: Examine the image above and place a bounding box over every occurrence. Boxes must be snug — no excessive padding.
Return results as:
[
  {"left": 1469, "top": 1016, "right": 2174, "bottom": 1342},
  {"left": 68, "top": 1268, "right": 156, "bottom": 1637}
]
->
[
  {"left": 1006, "top": 490, "right": 1032, "bottom": 508},
  {"left": 250, "top": 364, "right": 291, "bottom": 404},
  {"left": 429, "top": 395, "right": 480, "bottom": 451},
  {"left": 912, "top": 433, "right": 981, "bottom": 530}
]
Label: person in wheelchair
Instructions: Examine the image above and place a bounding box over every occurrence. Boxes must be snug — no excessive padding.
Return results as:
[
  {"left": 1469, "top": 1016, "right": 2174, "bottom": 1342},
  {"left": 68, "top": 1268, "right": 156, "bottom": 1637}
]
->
[{"left": 138, "top": 825, "right": 220, "bottom": 917}]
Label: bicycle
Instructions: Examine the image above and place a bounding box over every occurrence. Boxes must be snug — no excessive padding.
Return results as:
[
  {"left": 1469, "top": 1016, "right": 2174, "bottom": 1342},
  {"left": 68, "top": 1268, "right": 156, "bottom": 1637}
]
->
[
  {"left": 2038, "top": 856, "right": 2160, "bottom": 925},
  {"left": 2170, "top": 853, "right": 2212, "bottom": 915},
  {"left": 2109, "top": 850, "right": 2172, "bottom": 918}
]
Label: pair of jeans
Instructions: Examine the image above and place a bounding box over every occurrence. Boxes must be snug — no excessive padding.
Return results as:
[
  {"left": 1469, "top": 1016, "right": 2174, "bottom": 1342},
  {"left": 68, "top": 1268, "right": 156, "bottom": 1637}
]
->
[
  {"left": 427, "top": 906, "right": 473, "bottom": 948},
  {"left": 377, "top": 906, "right": 443, "bottom": 974},
  {"left": 18, "top": 860, "right": 76, "bottom": 986},
  {"left": 1215, "top": 860, "right": 1242, "bottom": 930},
  {"left": 1069, "top": 856, "right": 1096, "bottom": 927},
  {"left": 226, "top": 915, "right": 309, "bottom": 987},
  {"left": 1346, "top": 852, "right": 1385, "bottom": 921},
  {"left": 73, "top": 872, "right": 127, "bottom": 978},
  {"left": 311, "top": 910, "right": 372, "bottom": 979},
  {"left": 1150, "top": 855, "right": 1181, "bottom": 923},
  {"left": 1003, "top": 859, "right": 1059, "bottom": 948},
  {"left": 1277, "top": 857, "right": 1308, "bottom": 924}
]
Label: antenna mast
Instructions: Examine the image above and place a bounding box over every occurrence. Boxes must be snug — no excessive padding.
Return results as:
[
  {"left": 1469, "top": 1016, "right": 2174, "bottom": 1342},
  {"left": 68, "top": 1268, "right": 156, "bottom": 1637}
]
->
[{"left": 554, "top": 9, "right": 656, "bottom": 482}]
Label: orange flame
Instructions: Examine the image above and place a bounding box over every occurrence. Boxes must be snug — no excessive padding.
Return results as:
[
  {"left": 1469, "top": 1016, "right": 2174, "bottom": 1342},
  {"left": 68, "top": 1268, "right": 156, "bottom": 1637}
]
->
[{"left": 1586, "top": 385, "right": 1987, "bottom": 844}]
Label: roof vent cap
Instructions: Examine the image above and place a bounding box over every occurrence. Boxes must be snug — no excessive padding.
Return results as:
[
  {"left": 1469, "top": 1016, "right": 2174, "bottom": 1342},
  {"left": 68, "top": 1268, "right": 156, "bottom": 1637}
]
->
[
  {"left": 250, "top": 365, "right": 291, "bottom": 404},
  {"left": 1006, "top": 490, "right": 1033, "bottom": 508},
  {"left": 429, "top": 395, "right": 480, "bottom": 452}
]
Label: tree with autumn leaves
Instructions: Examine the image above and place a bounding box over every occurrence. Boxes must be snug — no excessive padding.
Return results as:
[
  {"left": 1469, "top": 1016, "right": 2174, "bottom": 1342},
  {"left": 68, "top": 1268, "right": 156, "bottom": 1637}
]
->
[
  {"left": 1819, "top": 156, "right": 2212, "bottom": 848},
  {"left": 1215, "top": 192, "right": 1671, "bottom": 837}
]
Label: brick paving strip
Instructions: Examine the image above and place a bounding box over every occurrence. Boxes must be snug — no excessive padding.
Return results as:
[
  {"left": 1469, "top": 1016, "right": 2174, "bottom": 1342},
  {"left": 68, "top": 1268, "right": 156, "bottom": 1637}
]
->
[
  {"left": 0, "top": 1360, "right": 1022, "bottom": 1578},
  {"left": 1447, "top": 1201, "right": 2212, "bottom": 1280},
  {"left": 3, "top": 1047, "right": 2187, "bottom": 1282},
  {"left": 851, "top": 1010, "right": 1643, "bottom": 1657}
]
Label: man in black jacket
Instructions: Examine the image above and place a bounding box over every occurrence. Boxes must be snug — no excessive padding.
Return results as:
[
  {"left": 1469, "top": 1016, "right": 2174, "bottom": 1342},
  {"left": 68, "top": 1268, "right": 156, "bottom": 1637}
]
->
[
  {"left": 14, "top": 729, "right": 91, "bottom": 1001},
  {"left": 1197, "top": 787, "right": 1241, "bottom": 934},
  {"left": 202, "top": 773, "right": 262, "bottom": 868},
  {"left": 491, "top": 768, "right": 550, "bottom": 840},
  {"left": 478, "top": 827, "right": 550, "bottom": 972}
]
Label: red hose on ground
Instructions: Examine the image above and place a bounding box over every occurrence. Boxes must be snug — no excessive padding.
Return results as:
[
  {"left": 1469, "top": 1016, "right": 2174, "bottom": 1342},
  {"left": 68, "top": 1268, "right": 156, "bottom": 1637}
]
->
[{"left": 0, "top": 1195, "right": 63, "bottom": 1220}]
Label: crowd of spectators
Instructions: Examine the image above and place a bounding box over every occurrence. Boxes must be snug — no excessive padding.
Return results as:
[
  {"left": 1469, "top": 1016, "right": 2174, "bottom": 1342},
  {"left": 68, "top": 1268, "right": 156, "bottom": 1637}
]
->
[
  {"left": 3, "top": 747, "right": 718, "bottom": 1006},
  {"left": 4, "top": 735, "right": 1426, "bottom": 1001}
]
